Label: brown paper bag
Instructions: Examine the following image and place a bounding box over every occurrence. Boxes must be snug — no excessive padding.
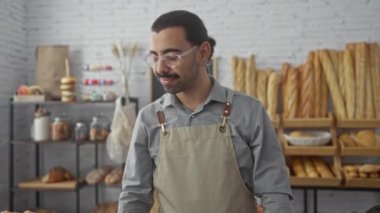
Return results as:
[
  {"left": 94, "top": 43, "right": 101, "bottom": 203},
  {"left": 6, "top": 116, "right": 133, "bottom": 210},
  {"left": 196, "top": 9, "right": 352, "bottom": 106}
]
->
[{"left": 36, "top": 45, "right": 69, "bottom": 100}]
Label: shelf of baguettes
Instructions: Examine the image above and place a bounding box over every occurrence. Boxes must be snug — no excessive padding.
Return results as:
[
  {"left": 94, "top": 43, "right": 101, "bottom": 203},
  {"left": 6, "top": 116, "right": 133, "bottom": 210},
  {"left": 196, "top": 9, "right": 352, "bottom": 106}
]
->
[
  {"left": 281, "top": 113, "right": 334, "bottom": 128},
  {"left": 17, "top": 178, "right": 85, "bottom": 191},
  {"left": 280, "top": 132, "right": 337, "bottom": 156},
  {"left": 287, "top": 156, "right": 342, "bottom": 187},
  {"left": 342, "top": 164, "right": 380, "bottom": 189},
  {"left": 336, "top": 118, "right": 380, "bottom": 128}
]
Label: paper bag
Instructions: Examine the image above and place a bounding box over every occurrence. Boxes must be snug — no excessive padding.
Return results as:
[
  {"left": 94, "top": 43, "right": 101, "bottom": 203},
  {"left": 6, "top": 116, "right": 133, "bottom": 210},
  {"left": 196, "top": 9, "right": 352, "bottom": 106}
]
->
[{"left": 36, "top": 45, "right": 69, "bottom": 100}]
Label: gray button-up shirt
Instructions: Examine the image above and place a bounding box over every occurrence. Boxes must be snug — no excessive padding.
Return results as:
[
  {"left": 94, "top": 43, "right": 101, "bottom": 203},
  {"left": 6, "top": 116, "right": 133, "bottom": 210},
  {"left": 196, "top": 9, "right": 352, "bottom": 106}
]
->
[{"left": 119, "top": 79, "right": 295, "bottom": 213}]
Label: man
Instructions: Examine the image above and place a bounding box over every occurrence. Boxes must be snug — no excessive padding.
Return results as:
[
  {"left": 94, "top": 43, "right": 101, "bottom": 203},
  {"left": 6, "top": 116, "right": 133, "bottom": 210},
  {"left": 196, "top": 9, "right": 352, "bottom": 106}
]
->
[{"left": 119, "top": 10, "right": 294, "bottom": 213}]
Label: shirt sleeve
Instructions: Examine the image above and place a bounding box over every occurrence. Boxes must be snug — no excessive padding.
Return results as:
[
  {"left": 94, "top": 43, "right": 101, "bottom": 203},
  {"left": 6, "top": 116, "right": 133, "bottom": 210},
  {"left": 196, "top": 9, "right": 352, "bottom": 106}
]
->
[
  {"left": 249, "top": 104, "right": 294, "bottom": 211},
  {"left": 118, "top": 111, "right": 154, "bottom": 213}
]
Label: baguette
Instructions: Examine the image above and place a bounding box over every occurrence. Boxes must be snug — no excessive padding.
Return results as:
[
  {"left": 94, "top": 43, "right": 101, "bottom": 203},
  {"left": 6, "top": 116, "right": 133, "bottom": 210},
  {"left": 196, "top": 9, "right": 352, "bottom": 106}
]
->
[
  {"left": 267, "top": 72, "right": 280, "bottom": 120},
  {"left": 313, "top": 51, "right": 322, "bottom": 117},
  {"left": 311, "top": 157, "right": 334, "bottom": 178},
  {"left": 281, "top": 63, "right": 290, "bottom": 117},
  {"left": 235, "top": 57, "right": 246, "bottom": 93},
  {"left": 303, "top": 157, "right": 319, "bottom": 178},
  {"left": 328, "top": 50, "right": 340, "bottom": 77},
  {"left": 370, "top": 43, "right": 380, "bottom": 118},
  {"left": 257, "top": 71, "right": 268, "bottom": 109},
  {"left": 291, "top": 157, "right": 306, "bottom": 178},
  {"left": 299, "top": 53, "right": 314, "bottom": 118},
  {"left": 338, "top": 51, "right": 346, "bottom": 103},
  {"left": 319, "top": 50, "right": 347, "bottom": 119},
  {"left": 354, "top": 43, "right": 368, "bottom": 119},
  {"left": 245, "top": 55, "right": 257, "bottom": 97},
  {"left": 285, "top": 67, "right": 299, "bottom": 118},
  {"left": 343, "top": 49, "right": 356, "bottom": 119},
  {"left": 231, "top": 56, "right": 239, "bottom": 91}
]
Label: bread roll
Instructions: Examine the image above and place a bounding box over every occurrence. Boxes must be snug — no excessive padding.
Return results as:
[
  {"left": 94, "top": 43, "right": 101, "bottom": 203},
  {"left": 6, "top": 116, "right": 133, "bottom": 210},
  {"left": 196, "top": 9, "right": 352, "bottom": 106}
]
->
[
  {"left": 104, "top": 167, "right": 123, "bottom": 185},
  {"left": 291, "top": 157, "right": 306, "bottom": 178},
  {"left": 313, "top": 52, "right": 322, "bottom": 117},
  {"left": 347, "top": 171, "right": 358, "bottom": 178},
  {"left": 311, "top": 157, "right": 334, "bottom": 178},
  {"left": 319, "top": 50, "right": 347, "bottom": 119},
  {"left": 245, "top": 55, "right": 257, "bottom": 97},
  {"left": 289, "top": 130, "right": 314, "bottom": 138},
  {"left": 344, "top": 165, "right": 357, "bottom": 173},
  {"left": 358, "top": 164, "right": 380, "bottom": 173},
  {"left": 267, "top": 72, "right": 280, "bottom": 120},
  {"left": 256, "top": 71, "right": 268, "bottom": 109},
  {"left": 354, "top": 130, "right": 375, "bottom": 147},
  {"left": 299, "top": 54, "right": 314, "bottom": 118},
  {"left": 339, "top": 133, "right": 357, "bottom": 147},
  {"left": 85, "top": 167, "right": 112, "bottom": 185},
  {"left": 354, "top": 43, "right": 368, "bottom": 119},
  {"left": 41, "top": 166, "right": 74, "bottom": 183},
  {"left": 343, "top": 49, "right": 356, "bottom": 119},
  {"left": 303, "top": 157, "right": 319, "bottom": 178},
  {"left": 285, "top": 67, "right": 299, "bottom": 118},
  {"left": 369, "top": 43, "right": 380, "bottom": 119}
]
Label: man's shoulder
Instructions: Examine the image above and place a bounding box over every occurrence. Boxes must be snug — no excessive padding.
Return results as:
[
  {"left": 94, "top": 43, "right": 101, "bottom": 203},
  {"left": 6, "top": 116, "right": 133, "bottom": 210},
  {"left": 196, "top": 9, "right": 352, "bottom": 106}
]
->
[
  {"left": 226, "top": 87, "right": 261, "bottom": 108},
  {"left": 138, "top": 94, "right": 170, "bottom": 118}
]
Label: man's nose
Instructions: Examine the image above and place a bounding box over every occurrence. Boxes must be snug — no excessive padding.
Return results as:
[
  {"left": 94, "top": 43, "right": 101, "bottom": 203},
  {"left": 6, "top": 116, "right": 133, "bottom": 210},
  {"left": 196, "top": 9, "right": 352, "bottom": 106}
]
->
[{"left": 155, "top": 58, "right": 169, "bottom": 73}]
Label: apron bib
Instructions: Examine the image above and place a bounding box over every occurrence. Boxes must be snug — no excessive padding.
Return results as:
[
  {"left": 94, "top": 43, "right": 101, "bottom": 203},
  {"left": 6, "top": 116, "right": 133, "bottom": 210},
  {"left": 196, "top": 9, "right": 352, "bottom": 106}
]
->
[{"left": 153, "top": 91, "right": 257, "bottom": 213}]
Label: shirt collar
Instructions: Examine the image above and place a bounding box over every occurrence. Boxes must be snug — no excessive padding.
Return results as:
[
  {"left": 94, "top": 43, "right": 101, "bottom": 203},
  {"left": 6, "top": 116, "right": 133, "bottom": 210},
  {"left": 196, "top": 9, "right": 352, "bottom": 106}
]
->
[{"left": 161, "top": 77, "right": 226, "bottom": 109}]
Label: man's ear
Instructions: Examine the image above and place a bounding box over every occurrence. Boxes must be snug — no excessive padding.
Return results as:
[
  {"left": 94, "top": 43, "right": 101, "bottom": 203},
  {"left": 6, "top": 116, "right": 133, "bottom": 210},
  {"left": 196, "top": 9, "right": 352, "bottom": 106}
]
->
[{"left": 198, "top": 41, "right": 211, "bottom": 66}]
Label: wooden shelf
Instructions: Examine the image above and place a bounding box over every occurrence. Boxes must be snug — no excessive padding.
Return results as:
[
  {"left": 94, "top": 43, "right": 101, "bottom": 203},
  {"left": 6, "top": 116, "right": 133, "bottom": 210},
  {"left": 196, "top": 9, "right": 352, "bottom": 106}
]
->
[
  {"left": 336, "top": 119, "right": 380, "bottom": 128},
  {"left": 290, "top": 168, "right": 342, "bottom": 187},
  {"left": 282, "top": 115, "right": 333, "bottom": 128},
  {"left": 280, "top": 134, "right": 337, "bottom": 156},
  {"left": 343, "top": 170, "right": 380, "bottom": 189},
  {"left": 339, "top": 140, "right": 380, "bottom": 156},
  {"left": 18, "top": 178, "right": 83, "bottom": 191}
]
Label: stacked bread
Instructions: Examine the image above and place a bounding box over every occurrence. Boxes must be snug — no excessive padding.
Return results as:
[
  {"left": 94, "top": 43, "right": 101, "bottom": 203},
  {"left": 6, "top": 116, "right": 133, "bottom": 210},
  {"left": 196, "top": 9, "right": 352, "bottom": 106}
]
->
[
  {"left": 60, "top": 76, "right": 76, "bottom": 102},
  {"left": 231, "top": 54, "right": 280, "bottom": 120},
  {"left": 339, "top": 130, "right": 380, "bottom": 148},
  {"left": 290, "top": 156, "right": 334, "bottom": 178},
  {"left": 343, "top": 164, "right": 380, "bottom": 179}
]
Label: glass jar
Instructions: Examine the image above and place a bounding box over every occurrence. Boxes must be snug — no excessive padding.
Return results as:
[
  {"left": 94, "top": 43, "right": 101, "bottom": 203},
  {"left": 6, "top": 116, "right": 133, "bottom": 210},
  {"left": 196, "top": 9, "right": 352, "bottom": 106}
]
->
[
  {"left": 75, "top": 122, "right": 88, "bottom": 142},
  {"left": 90, "top": 115, "right": 110, "bottom": 141},
  {"left": 51, "top": 115, "right": 71, "bottom": 141}
]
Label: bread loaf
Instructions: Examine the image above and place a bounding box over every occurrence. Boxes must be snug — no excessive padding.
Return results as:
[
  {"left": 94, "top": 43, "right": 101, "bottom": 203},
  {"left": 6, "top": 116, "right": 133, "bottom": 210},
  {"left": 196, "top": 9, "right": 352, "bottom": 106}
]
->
[
  {"left": 311, "top": 157, "right": 334, "bottom": 178},
  {"left": 299, "top": 54, "right": 314, "bottom": 118},
  {"left": 320, "top": 61, "right": 329, "bottom": 118},
  {"left": 319, "top": 50, "right": 347, "bottom": 119},
  {"left": 267, "top": 72, "right": 280, "bottom": 120},
  {"left": 104, "top": 167, "right": 123, "bottom": 186},
  {"left": 338, "top": 51, "right": 346, "bottom": 103},
  {"left": 354, "top": 130, "right": 375, "bottom": 147},
  {"left": 339, "top": 133, "right": 357, "bottom": 147},
  {"left": 303, "top": 157, "right": 319, "bottom": 178},
  {"left": 234, "top": 57, "right": 246, "bottom": 93},
  {"left": 41, "top": 166, "right": 74, "bottom": 183},
  {"left": 291, "top": 157, "right": 306, "bottom": 178},
  {"left": 257, "top": 71, "right": 268, "bottom": 109},
  {"left": 231, "top": 56, "right": 238, "bottom": 91},
  {"left": 313, "top": 52, "right": 322, "bottom": 117},
  {"left": 85, "top": 167, "right": 112, "bottom": 185},
  {"left": 285, "top": 67, "right": 299, "bottom": 118},
  {"left": 343, "top": 49, "right": 356, "bottom": 119},
  {"left": 328, "top": 50, "right": 340, "bottom": 76},
  {"left": 354, "top": 43, "right": 368, "bottom": 119},
  {"left": 245, "top": 55, "right": 257, "bottom": 97},
  {"left": 369, "top": 43, "right": 380, "bottom": 119},
  {"left": 358, "top": 164, "right": 380, "bottom": 173}
]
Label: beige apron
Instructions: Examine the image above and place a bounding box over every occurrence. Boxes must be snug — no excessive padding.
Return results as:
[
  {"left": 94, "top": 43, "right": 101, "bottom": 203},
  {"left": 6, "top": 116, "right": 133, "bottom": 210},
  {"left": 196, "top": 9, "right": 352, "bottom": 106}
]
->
[{"left": 152, "top": 91, "right": 257, "bottom": 213}]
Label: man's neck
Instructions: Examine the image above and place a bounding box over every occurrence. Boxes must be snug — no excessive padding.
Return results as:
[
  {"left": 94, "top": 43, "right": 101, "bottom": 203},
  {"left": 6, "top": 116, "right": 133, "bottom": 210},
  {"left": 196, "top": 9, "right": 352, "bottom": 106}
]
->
[{"left": 176, "top": 76, "right": 212, "bottom": 112}]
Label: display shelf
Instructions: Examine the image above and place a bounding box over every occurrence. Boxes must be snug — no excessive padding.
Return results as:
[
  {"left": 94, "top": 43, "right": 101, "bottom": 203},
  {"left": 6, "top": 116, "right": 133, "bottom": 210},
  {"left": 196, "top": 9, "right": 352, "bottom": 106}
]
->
[
  {"left": 343, "top": 170, "right": 380, "bottom": 189},
  {"left": 339, "top": 140, "right": 380, "bottom": 156},
  {"left": 282, "top": 114, "right": 333, "bottom": 128},
  {"left": 280, "top": 133, "right": 337, "bottom": 156},
  {"left": 17, "top": 178, "right": 85, "bottom": 191},
  {"left": 336, "top": 119, "right": 380, "bottom": 128},
  {"left": 290, "top": 168, "right": 342, "bottom": 187}
]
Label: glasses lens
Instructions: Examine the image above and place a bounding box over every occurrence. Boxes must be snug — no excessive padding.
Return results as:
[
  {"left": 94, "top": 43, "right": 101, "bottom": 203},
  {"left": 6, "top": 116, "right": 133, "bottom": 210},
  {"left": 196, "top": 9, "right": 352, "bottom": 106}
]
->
[
  {"left": 163, "top": 54, "right": 179, "bottom": 68},
  {"left": 145, "top": 54, "right": 157, "bottom": 68}
]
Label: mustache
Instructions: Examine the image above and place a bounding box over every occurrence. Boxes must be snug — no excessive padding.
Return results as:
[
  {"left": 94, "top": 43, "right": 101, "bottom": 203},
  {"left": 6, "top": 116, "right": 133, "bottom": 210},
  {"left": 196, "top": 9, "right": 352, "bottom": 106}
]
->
[{"left": 156, "top": 72, "right": 180, "bottom": 79}]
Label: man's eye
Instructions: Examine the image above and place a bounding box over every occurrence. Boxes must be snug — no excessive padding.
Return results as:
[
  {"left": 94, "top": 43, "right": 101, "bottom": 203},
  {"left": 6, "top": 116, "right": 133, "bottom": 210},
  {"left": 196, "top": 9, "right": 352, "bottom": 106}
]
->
[{"left": 165, "top": 55, "right": 178, "bottom": 61}]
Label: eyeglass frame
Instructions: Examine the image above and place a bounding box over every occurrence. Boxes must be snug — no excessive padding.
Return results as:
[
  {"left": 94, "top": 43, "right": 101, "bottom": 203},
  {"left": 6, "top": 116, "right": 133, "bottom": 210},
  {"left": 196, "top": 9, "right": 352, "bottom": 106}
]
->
[{"left": 144, "top": 45, "right": 198, "bottom": 70}]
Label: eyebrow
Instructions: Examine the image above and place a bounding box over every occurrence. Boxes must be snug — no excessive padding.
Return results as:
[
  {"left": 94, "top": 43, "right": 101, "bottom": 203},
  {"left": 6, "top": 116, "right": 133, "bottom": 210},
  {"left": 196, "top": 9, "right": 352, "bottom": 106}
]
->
[{"left": 149, "top": 48, "right": 182, "bottom": 55}]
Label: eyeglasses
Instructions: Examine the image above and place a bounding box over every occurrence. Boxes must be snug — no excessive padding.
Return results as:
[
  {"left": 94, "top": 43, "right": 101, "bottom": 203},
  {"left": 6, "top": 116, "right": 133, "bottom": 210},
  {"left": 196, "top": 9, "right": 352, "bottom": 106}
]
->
[{"left": 144, "top": 46, "right": 197, "bottom": 70}]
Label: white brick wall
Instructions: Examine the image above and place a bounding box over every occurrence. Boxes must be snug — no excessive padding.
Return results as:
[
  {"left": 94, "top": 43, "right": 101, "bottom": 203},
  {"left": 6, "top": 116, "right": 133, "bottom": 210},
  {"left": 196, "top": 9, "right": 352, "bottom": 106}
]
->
[
  {"left": 0, "top": 0, "right": 27, "bottom": 210},
  {"left": 1, "top": 0, "right": 380, "bottom": 212}
]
